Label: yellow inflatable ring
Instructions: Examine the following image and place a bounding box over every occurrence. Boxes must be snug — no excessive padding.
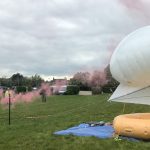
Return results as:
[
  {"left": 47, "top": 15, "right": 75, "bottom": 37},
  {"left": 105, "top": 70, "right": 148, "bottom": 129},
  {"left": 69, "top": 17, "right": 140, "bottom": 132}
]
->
[{"left": 113, "top": 113, "right": 150, "bottom": 139}]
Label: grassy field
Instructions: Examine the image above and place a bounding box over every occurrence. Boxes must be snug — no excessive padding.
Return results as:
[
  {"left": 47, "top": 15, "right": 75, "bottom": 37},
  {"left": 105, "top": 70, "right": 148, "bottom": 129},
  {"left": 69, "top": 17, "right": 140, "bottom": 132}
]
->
[{"left": 0, "top": 94, "right": 150, "bottom": 150}]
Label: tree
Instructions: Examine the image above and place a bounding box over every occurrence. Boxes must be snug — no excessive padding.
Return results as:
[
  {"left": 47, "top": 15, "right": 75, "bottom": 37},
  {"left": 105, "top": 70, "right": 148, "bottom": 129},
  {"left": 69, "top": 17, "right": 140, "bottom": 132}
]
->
[
  {"left": 0, "top": 73, "right": 44, "bottom": 90},
  {"left": 103, "top": 65, "right": 119, "bottom": 93},
  {"left": 69, "top": 72, "right": 91, "bottom": 90},
  {"left": 89, "top": 70, "right": 107, "bottom": 94},
  {"left": 30, "top": 74, "right": 44, "bottom": 87},
  {"left": 10, "top": 73, "right": 24, "bottom": 86},
  {"left": 90, "top": 70, "right": 107, "bottom": 87},
  {"left": 0, "top": 76, "right": 10, "bottom": 87}
]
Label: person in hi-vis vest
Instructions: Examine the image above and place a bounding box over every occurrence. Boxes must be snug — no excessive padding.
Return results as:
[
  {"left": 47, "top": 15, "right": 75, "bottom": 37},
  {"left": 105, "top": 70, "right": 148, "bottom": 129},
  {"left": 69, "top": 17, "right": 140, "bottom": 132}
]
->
[
  {"left": 5, "top": 88, "right": 13, "bottom": 98},
  {"left": 5, "top": 89, "right": 9, "bottom": 97}
]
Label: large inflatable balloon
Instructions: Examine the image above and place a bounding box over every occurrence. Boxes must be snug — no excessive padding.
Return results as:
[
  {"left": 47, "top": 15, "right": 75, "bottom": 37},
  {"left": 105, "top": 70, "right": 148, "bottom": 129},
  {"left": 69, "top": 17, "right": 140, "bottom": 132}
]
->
[{"left": 109, "top": 26, "right": 150, "bottom": 105}]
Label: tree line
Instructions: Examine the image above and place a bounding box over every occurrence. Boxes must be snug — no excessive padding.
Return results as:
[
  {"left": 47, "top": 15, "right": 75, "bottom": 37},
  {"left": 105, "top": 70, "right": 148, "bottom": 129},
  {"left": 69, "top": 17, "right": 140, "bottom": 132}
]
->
[
  {"left": 0, "top": 65, "right": 119, "bottom": 94},
  {"left": 0, "top": 73, "right": 44, "bottom": 89},
  {"left": 69, "top": 65, "right": 119, "bottom": 94}
]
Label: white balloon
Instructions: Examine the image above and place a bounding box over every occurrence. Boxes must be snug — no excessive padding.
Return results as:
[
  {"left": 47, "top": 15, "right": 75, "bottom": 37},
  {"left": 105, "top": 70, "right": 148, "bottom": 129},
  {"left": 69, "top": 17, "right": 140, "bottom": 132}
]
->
[{"left": 110, "top": 26, "right": 150, "bottom": 86}]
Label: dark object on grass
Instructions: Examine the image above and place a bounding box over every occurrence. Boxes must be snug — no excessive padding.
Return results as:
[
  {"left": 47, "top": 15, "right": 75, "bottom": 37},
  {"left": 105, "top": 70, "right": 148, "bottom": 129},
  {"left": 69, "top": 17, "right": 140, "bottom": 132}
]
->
[
  {"left": 86, "top": 121, "right": 105, "bottom": 127},
  {"left": 40, "top": 89, "right": 47, "bottom": 102}
]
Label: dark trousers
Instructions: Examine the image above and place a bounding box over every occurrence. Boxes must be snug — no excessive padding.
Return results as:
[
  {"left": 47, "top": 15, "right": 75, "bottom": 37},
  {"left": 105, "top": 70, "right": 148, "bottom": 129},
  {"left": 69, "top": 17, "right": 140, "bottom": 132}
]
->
[{"left": 42, "top": 95, "right": 46, "bottom": 102}]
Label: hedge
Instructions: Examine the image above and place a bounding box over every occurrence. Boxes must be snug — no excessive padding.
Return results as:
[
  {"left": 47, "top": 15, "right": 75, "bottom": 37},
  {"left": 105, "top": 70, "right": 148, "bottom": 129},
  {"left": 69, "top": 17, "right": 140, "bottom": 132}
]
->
[
  {"left": 16, "top": 86, "right": 27, "bottom": 93},
  {"left": 65, "top": 85, "right": 80, "bottom": 95}
]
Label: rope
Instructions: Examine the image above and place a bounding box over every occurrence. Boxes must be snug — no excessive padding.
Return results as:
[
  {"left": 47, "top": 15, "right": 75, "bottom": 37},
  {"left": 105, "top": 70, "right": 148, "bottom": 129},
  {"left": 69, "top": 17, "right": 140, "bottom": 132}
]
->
[{"left": 122, "top": 103, "right": 126, "bottom": 114}]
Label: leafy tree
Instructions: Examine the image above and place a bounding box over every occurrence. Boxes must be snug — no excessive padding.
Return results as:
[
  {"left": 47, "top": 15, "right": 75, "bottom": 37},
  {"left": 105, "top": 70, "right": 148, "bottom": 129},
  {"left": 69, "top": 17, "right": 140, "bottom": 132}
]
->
[
  {"left": 11, "top": 73, "right": 24, "bottom": 86},
  {"left": 69, "top": 72, "right": 91, "bottom": 90},
  {"left": 0, "top": 73, "right": 44, "bottom": 90},
  {"left": 0, "top": 77, "right": 10, "bottom": 87},
  {"left": 30, "top": 74, "right": 44, "bottom": 87},
  {"left": 90, "top": 70, "right": 107, "bottom": 88},
  {"left": 103, "top": 65, "right": 119, "bottom": 93}
]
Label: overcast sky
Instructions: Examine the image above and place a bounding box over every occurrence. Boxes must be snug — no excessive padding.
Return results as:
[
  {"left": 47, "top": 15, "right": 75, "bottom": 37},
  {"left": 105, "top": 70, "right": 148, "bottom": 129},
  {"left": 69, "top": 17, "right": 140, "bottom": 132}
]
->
[{"left": 0, "top": 0, "right": 149, "bottom": 80}]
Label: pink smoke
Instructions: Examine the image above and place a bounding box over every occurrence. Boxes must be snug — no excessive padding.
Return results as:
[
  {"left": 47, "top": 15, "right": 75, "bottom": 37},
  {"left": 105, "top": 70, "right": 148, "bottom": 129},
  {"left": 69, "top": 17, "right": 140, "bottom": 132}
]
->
[
  {"left": 119, "top": 0, "right": 143, "bottom": 10},
  {"left": 90, "top": 70, "right": 108, "bottom": 87},
  {"left": 0, "top": 81, "right": 70, "bottom": 106},
  {"left": 0, "top": 83, "right": 53, "bottom": 106},
  {"left": 21, "top": 91, "right": 39, "bottom": 103},
  {"left": 40, "top": 83, "right": 52, "bottom": 96},
  {"left": 0, "top": 90, "right": 39, "bottom": 105},
  {"left": 50, "top": 79, "right": 68, "bottom": 94},
  {"left": 72, "top": 70, "right": 108, "bottom": 88},
  {"left": 0, "top": 89, "right": 3, "bottom": 98},
  {"left": 119, "top": 0, "right": 150, "bottom": 24},
  {"left": 107, "top": 38, "right": 121, "bottom": 64}
]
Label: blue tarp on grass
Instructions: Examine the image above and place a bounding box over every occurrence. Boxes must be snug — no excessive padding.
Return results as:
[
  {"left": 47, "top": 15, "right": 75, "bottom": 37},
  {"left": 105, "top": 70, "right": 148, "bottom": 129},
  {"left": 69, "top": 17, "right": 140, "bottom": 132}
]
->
[{"left": 54, "top": 124, "right": 114, "bottom": 139}]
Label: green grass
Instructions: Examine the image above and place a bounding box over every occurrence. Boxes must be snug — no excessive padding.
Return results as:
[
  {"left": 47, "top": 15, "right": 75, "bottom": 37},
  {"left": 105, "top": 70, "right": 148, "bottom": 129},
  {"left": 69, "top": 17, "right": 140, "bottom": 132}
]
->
[{"left": 0, "top": 94, "right": 150, "bottom": 150}]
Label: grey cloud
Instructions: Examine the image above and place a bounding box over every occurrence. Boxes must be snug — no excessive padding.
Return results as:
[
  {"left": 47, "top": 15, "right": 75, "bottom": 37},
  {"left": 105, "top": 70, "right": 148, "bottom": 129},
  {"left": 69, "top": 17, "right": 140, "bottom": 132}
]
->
[{"left": 0, "top": 0, "right": 149, "bottom": 79}]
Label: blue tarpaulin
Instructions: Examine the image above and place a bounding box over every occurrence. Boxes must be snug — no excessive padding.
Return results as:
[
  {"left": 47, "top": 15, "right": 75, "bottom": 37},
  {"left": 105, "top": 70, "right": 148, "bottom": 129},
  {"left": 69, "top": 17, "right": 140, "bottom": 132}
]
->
[{"left": 54, "top": 124, "right": 114, "bottom": 139}]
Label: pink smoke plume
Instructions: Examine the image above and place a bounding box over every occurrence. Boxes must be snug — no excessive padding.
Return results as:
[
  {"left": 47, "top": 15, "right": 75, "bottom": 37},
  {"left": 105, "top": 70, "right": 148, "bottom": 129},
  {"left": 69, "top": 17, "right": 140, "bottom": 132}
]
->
[
  {"left": 119, "top": 0, "right": 143, "bottom": 10},
  {"left": 0, "top": 89, "right": 40, "bottom": 105},
  {"left": 107, "top": 38, "right": 121, "bottom": 64},
  {"left": 0, "top": 81, "right": 69, "bottom": 106},
  {"left": 0, "top": 83, "right": 53, "bottom": 106},
  {"left": 89, "top": 70, "right": 108, "bottom": 88},
  {"left": 0, "top": 89, "right": 3, "bottom": 98},
  {"left": 40, "top": 83, "right": 52, "bottom": 96},
  {"left": 119, "top": 0, "right": 150, "bottom": 24},
  {"left": 72, "top": 70, "right": 108, "bottom": 88},
  {"left": 50, "top": 79, "right": 68, "bottom": 94}
]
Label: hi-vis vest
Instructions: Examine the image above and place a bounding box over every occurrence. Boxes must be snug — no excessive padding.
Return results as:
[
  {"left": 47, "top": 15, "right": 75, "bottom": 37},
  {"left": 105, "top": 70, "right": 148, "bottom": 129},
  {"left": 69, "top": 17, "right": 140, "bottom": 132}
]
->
[{"left": 5, "top": 90, "right": 10, "bottom": 98}]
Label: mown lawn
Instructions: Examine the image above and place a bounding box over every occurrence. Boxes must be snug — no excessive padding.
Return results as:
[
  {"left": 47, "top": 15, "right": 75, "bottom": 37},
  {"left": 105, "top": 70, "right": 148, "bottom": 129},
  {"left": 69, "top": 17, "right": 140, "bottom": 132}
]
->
[{"left": 0, "top": 94, "right": 150, "bottom": 150}]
